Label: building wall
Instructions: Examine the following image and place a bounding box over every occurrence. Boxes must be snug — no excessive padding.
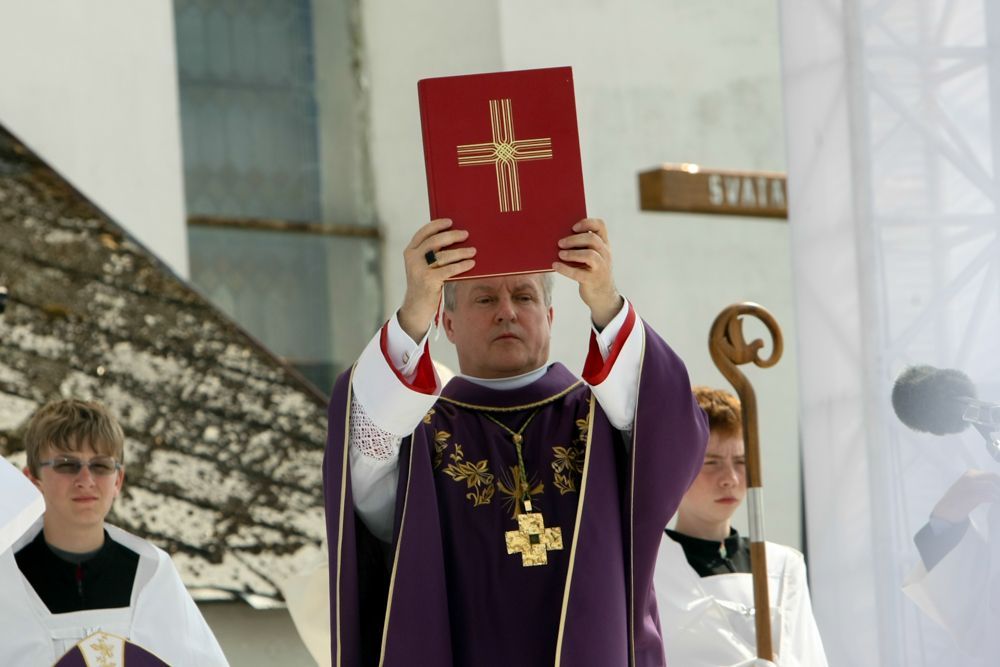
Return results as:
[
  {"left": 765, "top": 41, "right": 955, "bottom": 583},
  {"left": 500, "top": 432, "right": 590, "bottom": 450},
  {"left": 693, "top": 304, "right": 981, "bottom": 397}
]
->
[{"left": 0, "top": 0, "right": 188, "bottom": 277}]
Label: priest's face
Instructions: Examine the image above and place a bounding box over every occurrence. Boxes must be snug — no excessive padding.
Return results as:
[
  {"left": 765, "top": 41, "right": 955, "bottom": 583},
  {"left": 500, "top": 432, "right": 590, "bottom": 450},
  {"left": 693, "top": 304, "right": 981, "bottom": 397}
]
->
[
  {"left": 676, "top": 429, "right": 746, "bottom": 533},
  {"left": 25, "top": 442, "right": 124, "bottom": 537},
  {"left": 443, "top": 275, "right": 554, "bottom": 379}
]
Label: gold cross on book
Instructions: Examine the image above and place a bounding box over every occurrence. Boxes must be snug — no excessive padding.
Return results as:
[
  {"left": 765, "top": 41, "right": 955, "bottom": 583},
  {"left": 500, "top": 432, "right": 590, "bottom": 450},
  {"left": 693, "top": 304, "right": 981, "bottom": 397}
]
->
[
  {"left": 505, "top": 510, "right": 563, "bottom": 566},
  {"left": 456, "top": 98, "right": 553, "bottom": 213}
]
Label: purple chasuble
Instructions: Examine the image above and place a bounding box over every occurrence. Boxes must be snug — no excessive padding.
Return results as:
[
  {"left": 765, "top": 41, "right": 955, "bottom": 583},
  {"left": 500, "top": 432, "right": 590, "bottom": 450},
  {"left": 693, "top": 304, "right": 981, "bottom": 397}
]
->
[{"left": 324, "top": 320, "right": 708, "bottom": 666}]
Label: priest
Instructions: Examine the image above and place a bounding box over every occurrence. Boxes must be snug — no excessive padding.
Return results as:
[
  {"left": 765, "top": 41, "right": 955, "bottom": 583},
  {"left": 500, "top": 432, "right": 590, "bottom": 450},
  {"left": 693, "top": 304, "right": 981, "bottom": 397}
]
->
[
  {"left": 903, "top": 468, "right": 1000, "bottom": 661},
  {"left": 323, "top": 217, "right": 708, "bottom": 666},
  {"left": 0, "top": 399, "right": 229, "bottom": 666}
]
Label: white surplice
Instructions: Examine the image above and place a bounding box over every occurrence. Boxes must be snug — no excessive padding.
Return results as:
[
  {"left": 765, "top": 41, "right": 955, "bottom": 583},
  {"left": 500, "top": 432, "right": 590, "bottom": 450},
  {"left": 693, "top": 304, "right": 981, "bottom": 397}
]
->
[
  {"left": 0, "top": 521, "right": 229, "bottom": 667},
  {"left": 0, "top": 458, "right": 44, "bottom": 554},
  {"left": 654, "top": 534, "right": 828, "bottom": 667}
]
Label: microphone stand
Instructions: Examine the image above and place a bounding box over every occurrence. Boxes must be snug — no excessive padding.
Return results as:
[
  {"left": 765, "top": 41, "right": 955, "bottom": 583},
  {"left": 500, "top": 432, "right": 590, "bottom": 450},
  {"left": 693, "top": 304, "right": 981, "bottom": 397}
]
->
[
  {"left": 709, "top": 302, "right": 783, "bottom": 662},
  {"left": 961, "top": 400, "right": 1000, "bottom": 463}
]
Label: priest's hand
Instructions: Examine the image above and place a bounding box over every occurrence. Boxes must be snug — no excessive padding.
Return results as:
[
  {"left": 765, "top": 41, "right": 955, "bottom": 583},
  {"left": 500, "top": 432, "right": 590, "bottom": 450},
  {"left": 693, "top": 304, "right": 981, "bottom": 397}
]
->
[
  {"left": 553, "top": 218, "right": 623, "bottom": 329},
  {"left": 399, "top": 218, "right": 476, "bottom": 341},
  {"left": 931, "top": 469, "right": 1000, "bottom": 523}
]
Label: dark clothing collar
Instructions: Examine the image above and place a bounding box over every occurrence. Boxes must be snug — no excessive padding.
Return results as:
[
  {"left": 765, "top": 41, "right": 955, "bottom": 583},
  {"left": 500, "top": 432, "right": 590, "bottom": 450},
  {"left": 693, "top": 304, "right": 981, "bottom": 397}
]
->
[
  {"left": 665, "top": 527, "right": 751, "bottom": 577},
  {"left": 15, "top": 528, "right": 140, "bottom": 614}
]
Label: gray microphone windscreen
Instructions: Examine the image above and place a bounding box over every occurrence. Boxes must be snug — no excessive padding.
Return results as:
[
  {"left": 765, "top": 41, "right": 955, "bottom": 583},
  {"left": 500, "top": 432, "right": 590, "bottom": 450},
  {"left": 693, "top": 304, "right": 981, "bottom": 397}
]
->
[{"left": 891, "top": 365, "right": 976, "bottom": 435}]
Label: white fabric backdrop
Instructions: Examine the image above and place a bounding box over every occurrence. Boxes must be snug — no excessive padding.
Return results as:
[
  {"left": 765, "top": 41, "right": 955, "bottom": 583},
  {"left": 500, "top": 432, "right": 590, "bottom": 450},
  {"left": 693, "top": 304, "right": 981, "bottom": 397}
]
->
[{"left": 780, "top": 0, "right": 1000, "bottom": 664}]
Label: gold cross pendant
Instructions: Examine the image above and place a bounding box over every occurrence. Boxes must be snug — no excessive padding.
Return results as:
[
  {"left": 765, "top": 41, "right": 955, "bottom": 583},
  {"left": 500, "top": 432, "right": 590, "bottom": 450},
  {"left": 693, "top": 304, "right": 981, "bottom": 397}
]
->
[{"left": 505, "top": 511, "right": 563, "bottom": 567}]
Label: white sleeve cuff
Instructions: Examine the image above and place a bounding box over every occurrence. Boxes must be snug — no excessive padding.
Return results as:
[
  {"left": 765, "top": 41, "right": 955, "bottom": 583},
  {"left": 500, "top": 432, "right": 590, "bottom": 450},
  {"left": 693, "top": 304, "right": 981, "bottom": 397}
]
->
[
  {"left": 385, "top": 312, "right": 432, "bottom": 377},
  {"left": 592, "top": 297, "right": 631, "bottom": 359},
  {"left": 589, "top": 307, "right": 643, "bottom": 430},
  {"left": 353, "top": 326, "right": 440, "bottom": 436}
]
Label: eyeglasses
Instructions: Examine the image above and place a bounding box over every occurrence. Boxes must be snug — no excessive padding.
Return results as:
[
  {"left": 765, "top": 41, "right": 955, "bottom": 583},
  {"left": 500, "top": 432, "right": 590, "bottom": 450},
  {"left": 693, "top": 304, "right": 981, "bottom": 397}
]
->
[{"left": 38, "top": 456, "right": 121, "bottom": 477}]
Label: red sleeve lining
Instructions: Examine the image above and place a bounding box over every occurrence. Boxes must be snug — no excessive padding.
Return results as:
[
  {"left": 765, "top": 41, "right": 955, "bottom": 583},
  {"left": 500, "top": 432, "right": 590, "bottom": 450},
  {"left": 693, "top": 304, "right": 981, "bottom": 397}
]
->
[
  {"left": 581, "top": 303, "right": 637, "bottom": 385},
  {"left": 379, "top": 324, "right": 438, "bottom": 394}
]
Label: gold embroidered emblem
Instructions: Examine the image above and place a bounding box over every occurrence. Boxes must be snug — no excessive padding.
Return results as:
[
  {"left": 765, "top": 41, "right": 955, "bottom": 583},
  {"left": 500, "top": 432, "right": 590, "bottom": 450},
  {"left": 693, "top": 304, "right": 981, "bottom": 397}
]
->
[
  {"left": 89, "top": 635, "right": 116, "bottom": 667},
  {"left": 456, "top": 98, "right": 553, "bottom": 213},
  {"left": 505, "top": 512, "right": 563, "bottom": 566},
  {"left": 497, "top": 465, "right": 544, "bottom": 518},
  {"left": 551, "top": 417, "right": 589, "bottom": 495},
  {"left": 440, "top": 439, "right": 495, "bottom": 507},
  {"left": 422, "top": 408, "right": 436, "bottom": 424}
]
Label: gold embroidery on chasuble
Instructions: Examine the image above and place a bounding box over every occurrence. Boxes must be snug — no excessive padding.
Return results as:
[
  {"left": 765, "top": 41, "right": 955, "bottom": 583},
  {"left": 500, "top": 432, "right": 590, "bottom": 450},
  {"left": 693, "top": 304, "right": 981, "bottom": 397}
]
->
[
  {"left": 551, "top": 415, "right": 589, "bottom": 495},
  {"left": 497, "top": 465, "right": 545, "bottom": 519},
  {"left": 438, "top": 437, "right": 496, "bottom": 507},
  {"left": 90, "top": 635, "right": 116, "bottom": 667},
  {"left": 432, "top": 428, "right": 449, "bottom": 470},
  {"left": 78, "top": 631, "right": 125, "bottom": 667},
  {"left": 435, "top": 382, "right": 584, "bottom": 567}
]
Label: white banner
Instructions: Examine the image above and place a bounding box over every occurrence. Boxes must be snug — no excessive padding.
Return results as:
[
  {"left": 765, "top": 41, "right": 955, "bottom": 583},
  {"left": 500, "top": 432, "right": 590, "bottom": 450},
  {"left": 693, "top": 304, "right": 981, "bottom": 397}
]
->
[{"left": 780, "top": 0, "right": 1000, "bottom": 664}]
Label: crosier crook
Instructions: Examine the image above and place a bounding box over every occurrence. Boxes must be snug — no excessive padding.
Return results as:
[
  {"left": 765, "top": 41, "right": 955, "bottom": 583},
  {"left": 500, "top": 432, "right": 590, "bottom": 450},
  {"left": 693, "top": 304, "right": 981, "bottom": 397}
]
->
[{"left": 709, "top": 302, "right": 784, "bottom": 662}]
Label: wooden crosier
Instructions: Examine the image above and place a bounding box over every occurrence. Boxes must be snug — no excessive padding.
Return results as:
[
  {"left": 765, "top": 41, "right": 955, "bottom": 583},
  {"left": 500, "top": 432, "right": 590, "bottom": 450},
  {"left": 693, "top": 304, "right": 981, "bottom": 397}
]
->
[{"left": 708, "top": 302, "right": 783, "bottom": 661}]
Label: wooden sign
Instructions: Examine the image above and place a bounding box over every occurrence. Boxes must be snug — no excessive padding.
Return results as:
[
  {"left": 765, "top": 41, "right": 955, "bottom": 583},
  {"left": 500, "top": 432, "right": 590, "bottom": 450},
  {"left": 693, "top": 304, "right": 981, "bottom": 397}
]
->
[{"left": 638, "top": 164, "right": 787, "bottom": 219}]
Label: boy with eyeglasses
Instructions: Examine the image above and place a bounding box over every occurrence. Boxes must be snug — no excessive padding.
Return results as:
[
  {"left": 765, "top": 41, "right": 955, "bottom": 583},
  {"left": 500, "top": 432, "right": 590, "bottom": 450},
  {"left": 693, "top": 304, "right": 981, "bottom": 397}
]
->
[{"left": 0, "top": 399, "right": 229, "bottom": 666}]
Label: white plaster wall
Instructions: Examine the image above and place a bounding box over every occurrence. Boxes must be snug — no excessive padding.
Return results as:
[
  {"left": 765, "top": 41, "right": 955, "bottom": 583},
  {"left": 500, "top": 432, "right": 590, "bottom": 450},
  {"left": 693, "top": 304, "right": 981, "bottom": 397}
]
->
[
  {"left": 362, "top": 0, "right": 504, "bottom": 326},
  {"left": 364, "top": 0, "right": 798, "bottom": 550},
  {"left": 0, "top": 0, "right": 188, "bottom": 278}
]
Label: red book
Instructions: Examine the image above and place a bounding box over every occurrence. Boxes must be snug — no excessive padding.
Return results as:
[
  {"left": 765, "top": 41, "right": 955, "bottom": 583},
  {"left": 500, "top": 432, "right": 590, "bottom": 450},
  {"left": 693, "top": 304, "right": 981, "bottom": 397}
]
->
[{"left": 418, "top": 66, "right": 587, "bottom": 279}]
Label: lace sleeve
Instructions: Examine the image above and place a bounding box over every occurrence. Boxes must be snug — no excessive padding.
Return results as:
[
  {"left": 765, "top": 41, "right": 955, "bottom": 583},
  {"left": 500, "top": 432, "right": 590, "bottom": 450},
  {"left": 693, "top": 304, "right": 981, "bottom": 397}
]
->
[
  {"left": 350, "top": 396, "right": 402, "bottom": 461},
  {"left": 349, "top": 396, "right": 402, "bottom": 542}
]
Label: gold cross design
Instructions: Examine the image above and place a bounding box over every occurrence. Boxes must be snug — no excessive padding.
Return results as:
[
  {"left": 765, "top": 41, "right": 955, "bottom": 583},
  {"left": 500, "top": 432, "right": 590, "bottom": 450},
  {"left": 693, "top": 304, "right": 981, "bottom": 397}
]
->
[
  {"left": 505, "top": 511, "right": 563, "bottom": 566},
  {"left": 456, "top": 98, "right": 553, "bottom": 213}
]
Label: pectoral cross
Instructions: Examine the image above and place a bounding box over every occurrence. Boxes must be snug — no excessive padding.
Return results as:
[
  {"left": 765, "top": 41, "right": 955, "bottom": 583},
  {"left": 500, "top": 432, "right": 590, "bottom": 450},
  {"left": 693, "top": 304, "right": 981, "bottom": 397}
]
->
[
  {"left": 505, "top": 508, "right": 563, "bottom": 567},
  {"left": 456, "top": 98, "right": 553, "bottom": 213}
]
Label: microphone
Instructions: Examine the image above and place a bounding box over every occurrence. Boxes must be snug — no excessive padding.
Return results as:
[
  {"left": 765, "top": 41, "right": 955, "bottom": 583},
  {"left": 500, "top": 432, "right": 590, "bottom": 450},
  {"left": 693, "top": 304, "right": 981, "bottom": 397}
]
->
[
  {"left": 892, "top": 365, "right": 979, "bottom": 435},
  {"left": 0, "top": 285, "right": 6, "bottom": 315},
  {"left": 892, "top": 365, "right": 1000, "bottom": 461}
]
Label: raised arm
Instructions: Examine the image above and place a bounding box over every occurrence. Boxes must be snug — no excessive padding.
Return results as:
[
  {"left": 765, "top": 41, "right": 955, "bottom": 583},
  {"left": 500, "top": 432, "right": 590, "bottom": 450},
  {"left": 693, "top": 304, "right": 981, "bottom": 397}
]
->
[
  {"left": 915, "top": 469, "right": 1000, "bottom": 569},
  {"left": 903, "top": 469, "right": 1000, "bottom": 655},
  {"left": 350, "top": 219, "right": 476, "bottom": 541},
  {"left": 553, "top": 218, "right": 639, "bottom": 430}
]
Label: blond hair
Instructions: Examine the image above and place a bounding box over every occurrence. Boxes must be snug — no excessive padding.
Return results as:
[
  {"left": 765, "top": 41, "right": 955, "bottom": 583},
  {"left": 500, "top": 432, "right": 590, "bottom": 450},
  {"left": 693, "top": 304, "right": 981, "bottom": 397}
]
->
[{"left": 24, "top": 399, "right": 125, "bottom": 476}]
